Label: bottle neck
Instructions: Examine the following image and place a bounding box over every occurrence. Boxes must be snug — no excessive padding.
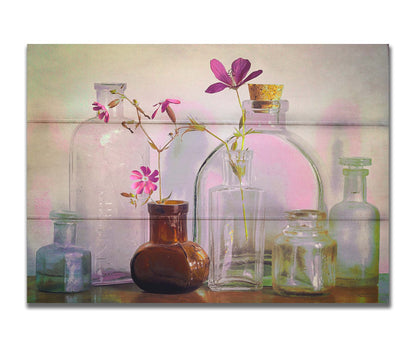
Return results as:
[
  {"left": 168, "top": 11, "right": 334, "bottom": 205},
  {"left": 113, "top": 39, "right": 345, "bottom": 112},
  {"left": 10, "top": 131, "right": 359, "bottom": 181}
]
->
[
  {"left": 223, "top": 150, "right": 253, "bottom": 187},
  {"left": 148, "top": 201, "right": 188, "bottom": 243},
  {"left": 95, "top": 83, "right": 126, "bottom": 120},
  {"left": 284, "top": 210, "right": 326, "bottom": 235},
  {"left": 243, "top": 100, "right": 288, "bottom": 130},
  {"left": 343, "top": 169, "right": 368, "bottom": 202},
  {"left": 53, "top": 222, "right": 76, "bottom": 246}
]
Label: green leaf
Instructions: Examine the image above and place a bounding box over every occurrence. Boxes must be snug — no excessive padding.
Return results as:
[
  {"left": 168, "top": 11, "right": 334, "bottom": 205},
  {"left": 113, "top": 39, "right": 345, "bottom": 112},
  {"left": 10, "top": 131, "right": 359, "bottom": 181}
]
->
[
  {"left": 160, "top": 192, "right": 172, "bottom": 204},
  {"left": 238, "top": 113, "right": 246, "bottom": 130},
  {"left": 233, "top": 128, "right": 243, "bottom": 138},
  {"left": 244, "top": 128, "right": 259, "bottom": 136},
  {"left": 188, "top": 117, "right": 205, "bottom": 130},
  {"left": 148, "top": 141, "right": 158, "bottom": 150},
  {"left": 229, "top": 160, "right": 241, "bottom": 179}
]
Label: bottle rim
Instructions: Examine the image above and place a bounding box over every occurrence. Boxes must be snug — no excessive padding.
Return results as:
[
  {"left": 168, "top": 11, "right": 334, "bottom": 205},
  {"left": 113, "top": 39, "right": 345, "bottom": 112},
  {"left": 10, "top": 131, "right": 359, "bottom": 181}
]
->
[
  {"left": 285, "top": 209, "right": 327, "bottom": 221},
  {"left": 49, "top": 210, "right": 79, "bottom": 221},
  {"left": 148, "top": 200, "right": 189, "bottom": 215}
]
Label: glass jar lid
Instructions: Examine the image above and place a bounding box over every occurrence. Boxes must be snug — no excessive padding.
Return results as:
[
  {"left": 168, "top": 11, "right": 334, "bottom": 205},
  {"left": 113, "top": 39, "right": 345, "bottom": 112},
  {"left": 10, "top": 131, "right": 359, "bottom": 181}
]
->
[
  {"left": 94, "top": 83, "right": 126, "bottom": 93},
  {"left": 49, "top": 210, "right": 79, "bottom": 221},
  {"left": 340, "top": 157, "right": 372, "bottom": 168},
  {"left": 286, "top": 209, "right": 326, "bottom": 221}
]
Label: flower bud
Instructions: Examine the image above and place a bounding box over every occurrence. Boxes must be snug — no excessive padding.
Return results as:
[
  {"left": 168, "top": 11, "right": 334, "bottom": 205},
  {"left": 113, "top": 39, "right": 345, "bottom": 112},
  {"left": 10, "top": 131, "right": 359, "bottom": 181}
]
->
[
  {"left": 166, "top": 105, "right": 176, "bottom": 123},
  {"left": 108, "top": 99, "right": 120, "bottom": 108}
]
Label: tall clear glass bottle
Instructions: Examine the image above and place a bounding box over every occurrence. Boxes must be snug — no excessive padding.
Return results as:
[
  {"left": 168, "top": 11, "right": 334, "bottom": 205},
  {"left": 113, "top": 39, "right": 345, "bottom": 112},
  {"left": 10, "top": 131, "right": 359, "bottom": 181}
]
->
[
  {"left": 208, "top": 150, "right": 265, "bottom": 291},
  {"left": 329, "top": 157, "right": 380, "bottom": 287},
  {"left": 69, "top": 83, "right": 149, "bottom": 285},
  {"left": 194, "top": 84, "right": 326, "bottom": 286},
  {"left": 36, "top": 210, "right": 91, "bottom": 293}
]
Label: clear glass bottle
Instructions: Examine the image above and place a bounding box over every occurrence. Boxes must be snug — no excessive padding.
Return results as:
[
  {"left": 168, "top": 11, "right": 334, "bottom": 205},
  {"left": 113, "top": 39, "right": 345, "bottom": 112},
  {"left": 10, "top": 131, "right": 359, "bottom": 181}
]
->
[
  {"left": 36, "top": 210, "right": 91, "bottom": 293},
  {"left": 272, "top": 210, "right": 336, "bottom": 296},
  {"left": 329, "top": 157, "right": 380, "bottom": 287},
  {"left": 130, "top": 201, "right": 209, "bottom": 294},
  {"left": 194, "top": 84, "right": 326, "bottom": 286},
  {"left": 69, "top": 83, "right": 149, "bottom": 285},
  {"left": 208, "top": 150, "right": 265, "bottom": 291}
]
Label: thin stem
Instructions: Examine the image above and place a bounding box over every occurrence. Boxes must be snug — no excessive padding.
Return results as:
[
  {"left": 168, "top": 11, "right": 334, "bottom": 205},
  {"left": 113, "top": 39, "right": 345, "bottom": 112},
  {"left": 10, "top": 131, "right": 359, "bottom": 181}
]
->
[
  {"left": 235, "top": 89, "right": 246, "bottom": 150},
  {"left": 204, "top": 128, "right": 232, "bottom": 154},
  {"left": 158, "top": 151, "right": 162, "bottom": 202},
  {"left": 238, "top": 178, "right": 248, "bottom": 239}
]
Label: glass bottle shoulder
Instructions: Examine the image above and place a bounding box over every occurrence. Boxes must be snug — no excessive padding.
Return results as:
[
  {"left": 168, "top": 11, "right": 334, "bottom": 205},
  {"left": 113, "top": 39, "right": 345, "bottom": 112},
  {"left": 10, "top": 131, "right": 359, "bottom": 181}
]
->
[
  {"left": 329, "top": 200, "right": 380, "bottom": 220},
  {"left": 37, "top": 242, "right": 90, "bottom": 256}
]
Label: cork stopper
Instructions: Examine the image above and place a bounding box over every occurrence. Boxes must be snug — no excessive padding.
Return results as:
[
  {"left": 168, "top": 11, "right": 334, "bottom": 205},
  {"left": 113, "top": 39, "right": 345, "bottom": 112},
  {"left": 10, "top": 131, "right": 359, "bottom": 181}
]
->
[{"left": 248, "top": 84, "right": 284, "bottom": 101}]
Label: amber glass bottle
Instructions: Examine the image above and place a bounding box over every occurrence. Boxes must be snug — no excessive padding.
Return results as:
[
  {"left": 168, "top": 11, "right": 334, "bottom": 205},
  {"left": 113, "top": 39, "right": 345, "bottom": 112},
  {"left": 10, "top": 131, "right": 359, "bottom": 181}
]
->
[{"left": 130, "top": 201, "right": 209, "bottom": 294}]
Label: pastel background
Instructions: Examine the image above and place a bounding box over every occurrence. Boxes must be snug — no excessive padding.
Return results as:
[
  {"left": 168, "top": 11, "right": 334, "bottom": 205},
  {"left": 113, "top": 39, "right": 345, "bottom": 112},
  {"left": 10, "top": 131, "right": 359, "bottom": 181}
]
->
[{"left": 26, "top": 44, "right": 389, "bottom": 275}]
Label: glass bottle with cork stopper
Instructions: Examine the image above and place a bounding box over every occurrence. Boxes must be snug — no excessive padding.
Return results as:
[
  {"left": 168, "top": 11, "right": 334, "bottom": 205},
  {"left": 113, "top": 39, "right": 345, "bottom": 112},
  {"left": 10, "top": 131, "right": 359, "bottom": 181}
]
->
[{"left": 194, "top": 84, "right": 326, "bottom": 286}]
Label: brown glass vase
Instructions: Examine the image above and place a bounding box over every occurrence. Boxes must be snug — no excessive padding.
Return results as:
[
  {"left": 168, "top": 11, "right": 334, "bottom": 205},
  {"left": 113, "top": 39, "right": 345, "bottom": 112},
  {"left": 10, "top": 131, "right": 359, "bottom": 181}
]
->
[{"left": 130, "top": 200, "right": 209, "bottom": 294}]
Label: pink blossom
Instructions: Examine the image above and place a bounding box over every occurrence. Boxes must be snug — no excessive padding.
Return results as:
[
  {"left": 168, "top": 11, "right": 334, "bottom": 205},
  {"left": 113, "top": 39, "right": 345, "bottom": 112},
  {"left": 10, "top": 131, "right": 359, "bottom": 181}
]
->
[
  {"left": 92, "top": 102, "right": 110, "bottom": 123},
  {"left": 130, "top": 166, "right": 159, "bottom": 195},
  {"left": 205, "top": 58, "right": 263, "bottom": 93},
  {"left": 152, "top": 99, "right": 181, "bottom": 119}
]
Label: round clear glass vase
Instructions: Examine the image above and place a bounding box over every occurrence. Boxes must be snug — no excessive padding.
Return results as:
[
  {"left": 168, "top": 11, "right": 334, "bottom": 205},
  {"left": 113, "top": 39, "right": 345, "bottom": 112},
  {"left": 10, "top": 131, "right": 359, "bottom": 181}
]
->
[
  {"left": 193, "top": 97, "right": 326, "bottom": 286},
  {"left": 69, "top": 83, "right": 150, "bottom": 285}
]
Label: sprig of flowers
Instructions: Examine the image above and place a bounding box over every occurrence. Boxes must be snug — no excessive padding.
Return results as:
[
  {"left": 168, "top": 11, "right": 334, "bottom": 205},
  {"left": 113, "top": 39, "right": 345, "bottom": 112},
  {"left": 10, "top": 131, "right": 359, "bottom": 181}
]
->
[
  {"left": 205, "top": 58, "right": 262, "bottom": 151},
  {"left": 92, "top": 91, "right": 185, "bottom": 205},
  {"left": 186, "top": 57, "right": 263, "bottom": 238}
]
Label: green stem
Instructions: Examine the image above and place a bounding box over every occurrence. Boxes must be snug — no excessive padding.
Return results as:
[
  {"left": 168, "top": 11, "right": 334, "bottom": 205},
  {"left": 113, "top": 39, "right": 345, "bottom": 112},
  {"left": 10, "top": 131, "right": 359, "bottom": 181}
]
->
[
  {"left": 157, "top": 150, "right": 162, "bottom": 202},
  {"left": 202, "top": 126, "right": 249, "bottom": 239},
  {"left": 239, "top": 179, "right": 248, "bottom": 239},
  {"left": 235, "top": 89, "right": 246, "bottom": 150}
]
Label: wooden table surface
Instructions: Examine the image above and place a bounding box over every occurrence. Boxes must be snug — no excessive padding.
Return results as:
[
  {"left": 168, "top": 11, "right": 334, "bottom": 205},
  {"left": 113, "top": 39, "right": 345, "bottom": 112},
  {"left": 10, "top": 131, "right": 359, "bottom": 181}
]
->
[{"left": 27, "top": 274, "right": 389, "bottom": 305}]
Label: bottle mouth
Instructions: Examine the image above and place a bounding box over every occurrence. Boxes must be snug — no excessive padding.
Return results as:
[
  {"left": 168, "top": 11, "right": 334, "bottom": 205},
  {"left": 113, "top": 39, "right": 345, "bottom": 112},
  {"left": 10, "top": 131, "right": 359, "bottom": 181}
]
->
[
  {"left": 94, "top": 83, "right": 127, "bottom": 92},
  {"left": 148, "top": 200, "right": 188, "bottom": 215},
  {"left": 340, "top": 157, "right": 372, "bottom": 168},
  {"left": 49, "top": 210, "right": 79, "bottom": 221},
  {"left": 242, "top": 99, "right": 289, "bottom": 115},
  {"left": 222, "top": 149, "right": 253, "bottom": 161},
  {"left": 285, "top": 209, "right": 327, "bottom": 221}
]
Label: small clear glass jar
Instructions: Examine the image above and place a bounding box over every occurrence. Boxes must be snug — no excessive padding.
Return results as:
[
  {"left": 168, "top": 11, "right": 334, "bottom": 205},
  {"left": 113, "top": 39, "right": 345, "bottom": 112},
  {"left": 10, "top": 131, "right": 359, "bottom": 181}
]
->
[
  {"left": 272, "top": 210, "right": 336, "bottom": 296},
  {"left": 36, "top": 210, "right": 91, "bottom": 293}
]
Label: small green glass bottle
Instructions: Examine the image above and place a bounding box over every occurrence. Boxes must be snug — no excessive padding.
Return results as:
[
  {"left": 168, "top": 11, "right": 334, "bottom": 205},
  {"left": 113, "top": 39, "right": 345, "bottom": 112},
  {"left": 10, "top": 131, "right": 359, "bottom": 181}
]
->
[
  {"left": 36, "top": 210, "right": 91, "bottom": 293},
  {"left": 329, "top": 157, "right": 380, "bottom": 287}
]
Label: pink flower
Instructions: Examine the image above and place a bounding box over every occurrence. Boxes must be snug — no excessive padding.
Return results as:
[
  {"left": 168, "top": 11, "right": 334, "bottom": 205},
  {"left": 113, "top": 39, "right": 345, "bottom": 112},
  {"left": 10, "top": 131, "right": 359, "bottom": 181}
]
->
[
  {"left": 130, "top": 166, "right": 159, "bottom": 195},
  {"left": 205, "top": 58, "right": 263, "bottom": 93},
  {"left": 152, "top": 99, "right": 181, "bottom": 120},
  {"left": 92, "top": 102, "right": 110, "bottom": 123}
]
